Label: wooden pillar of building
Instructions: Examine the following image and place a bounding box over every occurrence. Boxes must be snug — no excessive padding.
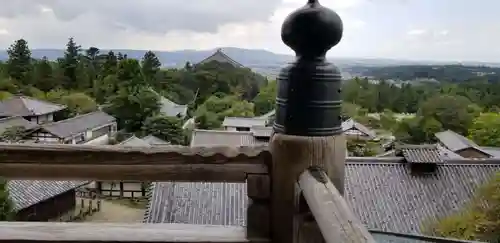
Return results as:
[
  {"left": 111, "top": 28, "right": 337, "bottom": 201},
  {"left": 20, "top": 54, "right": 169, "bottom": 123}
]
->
[{"left": 270, "top": 0, "right": 345, "bottom": 242}]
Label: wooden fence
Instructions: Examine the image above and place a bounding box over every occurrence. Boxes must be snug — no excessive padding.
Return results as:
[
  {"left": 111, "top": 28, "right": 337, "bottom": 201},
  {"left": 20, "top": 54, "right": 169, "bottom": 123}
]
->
[{"left": 0, "top": 141, "right": 374, "bottom": 243}]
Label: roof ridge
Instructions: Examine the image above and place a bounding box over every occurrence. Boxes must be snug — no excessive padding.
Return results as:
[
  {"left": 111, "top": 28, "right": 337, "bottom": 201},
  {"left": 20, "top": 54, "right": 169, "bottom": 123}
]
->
[
  {"left": 43, "top": 110, "right": 109, "bottom": 127},
  {"left": 118, "top": 135, "right": 140, "bottom": 145},
  {"left": 193, "top": 129, "right": 253, "bottom": 135}
]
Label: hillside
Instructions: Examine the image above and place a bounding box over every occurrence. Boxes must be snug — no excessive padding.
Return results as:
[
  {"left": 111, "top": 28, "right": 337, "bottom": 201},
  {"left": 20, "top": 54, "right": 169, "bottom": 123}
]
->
[
  {"left": 2, "top": 47, "right": 500, "bottom": 79},
  {"left": 351, "top": 64, "right": 500, "bottom": 82}
]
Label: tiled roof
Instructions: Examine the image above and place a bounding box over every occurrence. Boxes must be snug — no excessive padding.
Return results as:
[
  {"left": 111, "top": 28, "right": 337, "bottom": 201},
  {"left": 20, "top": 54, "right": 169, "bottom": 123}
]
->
[
  {"left": 159, "top": 96, "right": 188, "bottom": 118},
  {"left": 144, "top": 158, "right": 500, "bottom": 235},
  {"left": 8, "top": 180, "right": 88, "bottom": 210},
  {"left": 142, "top": 135, "right": 170, "bottom": 146},
  {"left": 342, "top": 119, "right": 376, "bottom": 138},
  {"left": 119, "top": 135, "right": 151, "bottom": 147},
  {"left": 222, "top": 117, "right": 267, "bottom": 128},
  {"left": 0, "top": 116, "right": 38, "bottom": 135},
  {"left": 148, "top": 89, "right": 188, "bottom": 118},
  {"left": 197, "top": 49, "right": 244, "bottom": 68},
  {"left": 40, "top": 111, "right": 116, "bottom": 138},
  {"left": 0, "top": 96, "right": 66, "bottom": 117},
  {"left": 250, "top": 126, "right": 272, "bottom": 138},
  {"left": 190, "top": 129, "right": 269, "bottom": 147},
  {"left": 190, "top": 129, "right": 259, "bottom": 147},
  {"left": 435, "top": 130, "right": 491, "bottom": 157},
  {"left": 479, "top": 146, "right": 500, "bottom": 158},
  {"left": 398, "top": 144, "right": 444, "bottom": 163}
]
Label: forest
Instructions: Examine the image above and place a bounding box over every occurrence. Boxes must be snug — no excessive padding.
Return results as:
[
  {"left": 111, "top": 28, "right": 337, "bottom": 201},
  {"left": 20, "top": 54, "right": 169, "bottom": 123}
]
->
[{"left": 355, "top": 64, "right": 500, "bottom": 82}]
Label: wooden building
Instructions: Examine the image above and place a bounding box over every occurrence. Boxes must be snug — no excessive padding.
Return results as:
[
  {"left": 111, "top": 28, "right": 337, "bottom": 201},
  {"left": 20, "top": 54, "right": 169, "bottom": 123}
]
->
[
  {"left": 435, "top": 130, "right": 494, "bottom": 158},
  {"left": 0, "top": 96, "right": 66, "bottom": 124},
  {"left": 94, "top": 136, "right": 151, "bottom": 198},
  {"left": 28, "top": 111, "right": 117, "bottom": 145},
  {"left": 8, "top": 180, "right": 88, "bottom": 221}
]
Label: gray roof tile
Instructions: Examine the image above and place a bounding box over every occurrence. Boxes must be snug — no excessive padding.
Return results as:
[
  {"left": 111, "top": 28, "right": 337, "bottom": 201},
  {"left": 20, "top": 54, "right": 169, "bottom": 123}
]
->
[
  {"left": 0, "top": 96, "right": 66, "bottom": 117},
  {"left": 222, "top": 117, "right": 267, "bottom": 128},
  {"left": 197, "top": 49, "right": 244, "bottom": 68},
  {"left": 250, "top": 126, "right": 272, "bottom": 138},
  {"left": 342, "top": 119, "right": 376, "bottom": 138},
  {"left": 0, "top": 116, "right": 38, "bottom": 134},
  {"left": 190, "top": 129, "right": 262, "bottom": 147},
  {"left": 435, "top": 130, "right": 491, "bottom": 157},
  {"left": 145, "top": 158, "right": 500, "bottom": 235},
  {"left": 142, "top": 135, "right": 170, "bottom": 146},
  {"left": 119, "top": 135, "right": 152, "bottom": 147},
  {"left": 8, "top": 180, "right": 88, "bottom": 210},
  {"left": 40, "top": 111, "right": 116, "bottom": 138},
  {"left": 148, "top": 89, "right": 188, "bottom": 118},
  {"left": 398, "top": 144, "right": 444, "bottom": 163}
]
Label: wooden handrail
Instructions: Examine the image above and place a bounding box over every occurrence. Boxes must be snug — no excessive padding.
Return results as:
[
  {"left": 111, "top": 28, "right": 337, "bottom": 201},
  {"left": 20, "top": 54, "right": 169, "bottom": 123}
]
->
[
  {"left": 298, "top": 167, "right": 376, "bottom": 243},
  {"left": 0, "top": 143, "right": 269, "bottom": 182},
  {"left": 0, "top": 222, "right": 270, "bottom": 243}
]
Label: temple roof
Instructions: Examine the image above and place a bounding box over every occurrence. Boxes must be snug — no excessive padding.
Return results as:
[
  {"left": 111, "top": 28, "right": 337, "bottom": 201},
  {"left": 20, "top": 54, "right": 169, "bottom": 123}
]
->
[
  {"left": 144, "top": 158, "right": 500, "bottom": 234},
  {"left": 197, "top": 49, "right": 244, "bottom": 68}
]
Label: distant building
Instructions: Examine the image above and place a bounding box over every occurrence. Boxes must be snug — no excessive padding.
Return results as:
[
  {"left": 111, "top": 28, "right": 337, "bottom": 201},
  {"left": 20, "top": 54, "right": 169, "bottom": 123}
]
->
[
  {"left": 0, "top": 96, "right": 66, "bottom": 124},
  {"left": 196, "top": 48, "right": 244, "bottom": 68},
  {"left": 0, "top": 116, "right": 39, "bottom": 138},
  {"left": 190, "top": 128, "right": 271, "bottom": 147},
  {"left": 28, "top": 111, "right": 117, "bottom": 145},
  {"left": 93, "top": 135, "right": 150, "bottom": 199},
  {"left": 342, "top": 118, "right": 376, "bottom": 140},
  {"left": 149, "top": 89, "right": 188, "bottom": 118},
  {"left": 221, "top": 117, "right": 268, "bottom": 132},
  {"left": 435, "top": 130, "right": 494, "bottom": 158},
  {"left": 141, "top": 135, "right": 170, "bottom": 146}
]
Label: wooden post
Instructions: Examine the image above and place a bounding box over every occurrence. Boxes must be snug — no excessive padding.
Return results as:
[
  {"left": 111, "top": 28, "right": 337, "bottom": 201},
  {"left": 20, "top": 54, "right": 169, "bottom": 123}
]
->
[{"left": 270, "top": 0, "right": 345, "bottom": 242}]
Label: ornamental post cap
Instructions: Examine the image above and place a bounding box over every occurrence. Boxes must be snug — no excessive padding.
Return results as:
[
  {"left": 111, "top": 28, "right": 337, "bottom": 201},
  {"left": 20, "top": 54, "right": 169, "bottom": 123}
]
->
[{"left": 281, "top": 0, "right": 344, "bottom": 58}]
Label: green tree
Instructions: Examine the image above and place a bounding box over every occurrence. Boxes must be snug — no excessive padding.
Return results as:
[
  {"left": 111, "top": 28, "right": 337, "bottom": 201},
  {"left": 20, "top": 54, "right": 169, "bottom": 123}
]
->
[
  {"left": 141, "top": 51, "right": 161, "bottom": 85},
  {"left": 0, "top": 126, "right": 27, "bottom": 143},
  {"left": 195, "top": 110, "right": 221, "bottom": 130},
  {"left": 0, "top": 178, "right": 14, "bottom": 221},
  {"left": 102, "top": 51, "right": 118, "bottom": 76},
  {"left": 468, "top": 113, "right": 500, "bottom": 147},
  {"left": 253, "top": 80, "right": 276, "bottom": 116},
  {"left": 6, "top": 39, "right": 32, "bottom": 85},
  {"left": 117, "top": 59, "right": 146, "bottom": 88},
  {"left": 33, "top": 57, "right": 57, "bottom": 92},
  {"left": 431, "top": 172, "right": 500, "bottom": 242},
  {"left": 61, "top": 37, "right": 82, "bottom": 89},
  {"left": 222, "top": 100, "right": 255, "bottom": 117},
  {"left": 418, "top": 95, "right": 475, "bottom": 135},
  {"left": 142, "top": 115, "right": 186, "bottom": 145},
  {"left": 60, "top": 93, "right": 98, "bottom": 117},
  {"left": 394, "top": 117, "right": 442, "bottom": 144},
  {"left": 107, "top": 87, "right": 161, "bottom": 132}
]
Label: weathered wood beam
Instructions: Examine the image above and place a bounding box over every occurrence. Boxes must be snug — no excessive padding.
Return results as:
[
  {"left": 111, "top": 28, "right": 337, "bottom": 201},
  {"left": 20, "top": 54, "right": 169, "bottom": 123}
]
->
[
  {"left": 0, "top": 222, "right": 270, "bottom": 243},
  {"left": 0, "top": 143, "right": 269, "bottom": 182},
  {"left": 298, "top": 168, "right": 376, "bottom": 243}
]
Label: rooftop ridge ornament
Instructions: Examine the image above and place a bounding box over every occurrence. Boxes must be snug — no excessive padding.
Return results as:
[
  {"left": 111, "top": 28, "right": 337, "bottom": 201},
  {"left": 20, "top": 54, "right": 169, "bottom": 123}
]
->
[{"left": 273, "top": 0, "right": 344, "bottom": 136}]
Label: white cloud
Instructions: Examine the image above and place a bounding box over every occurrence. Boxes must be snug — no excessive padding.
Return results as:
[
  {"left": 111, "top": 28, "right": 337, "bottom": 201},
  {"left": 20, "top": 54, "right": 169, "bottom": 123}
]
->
[
  {"left": 0, "top": 29, "right": 8, "bottom": 35},
  {"left": 407, "top": 29, "right": 426, "bottom": 36}
]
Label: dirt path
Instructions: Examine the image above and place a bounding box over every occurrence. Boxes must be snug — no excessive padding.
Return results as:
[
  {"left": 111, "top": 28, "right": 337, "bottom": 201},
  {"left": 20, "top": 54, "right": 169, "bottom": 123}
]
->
[{"left": 82, "top": 200, "right": 146, "bottom": 222}]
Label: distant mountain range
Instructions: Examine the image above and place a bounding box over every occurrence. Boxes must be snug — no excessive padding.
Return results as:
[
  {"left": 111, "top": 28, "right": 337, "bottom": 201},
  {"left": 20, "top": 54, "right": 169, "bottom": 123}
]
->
[{"left": 2, "top": 47, "right": 500, "bottom": 78}]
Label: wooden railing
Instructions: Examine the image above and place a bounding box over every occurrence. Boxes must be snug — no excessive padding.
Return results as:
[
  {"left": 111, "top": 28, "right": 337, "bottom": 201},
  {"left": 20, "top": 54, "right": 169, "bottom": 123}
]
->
[{"left": 0, "top": 141, "right": 374, "bottom": 243}]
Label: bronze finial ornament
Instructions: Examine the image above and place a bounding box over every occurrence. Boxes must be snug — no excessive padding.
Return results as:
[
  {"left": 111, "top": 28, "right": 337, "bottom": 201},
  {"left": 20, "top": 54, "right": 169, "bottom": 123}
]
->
[{"left": 274, "top": 0, "right": 344, "bottom": 136}]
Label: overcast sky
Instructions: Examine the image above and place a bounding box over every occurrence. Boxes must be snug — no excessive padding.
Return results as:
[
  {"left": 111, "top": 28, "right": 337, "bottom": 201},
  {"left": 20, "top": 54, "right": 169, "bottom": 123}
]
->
[{"left": 0, "top": 0, "right": 498, "bottom": 62}]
